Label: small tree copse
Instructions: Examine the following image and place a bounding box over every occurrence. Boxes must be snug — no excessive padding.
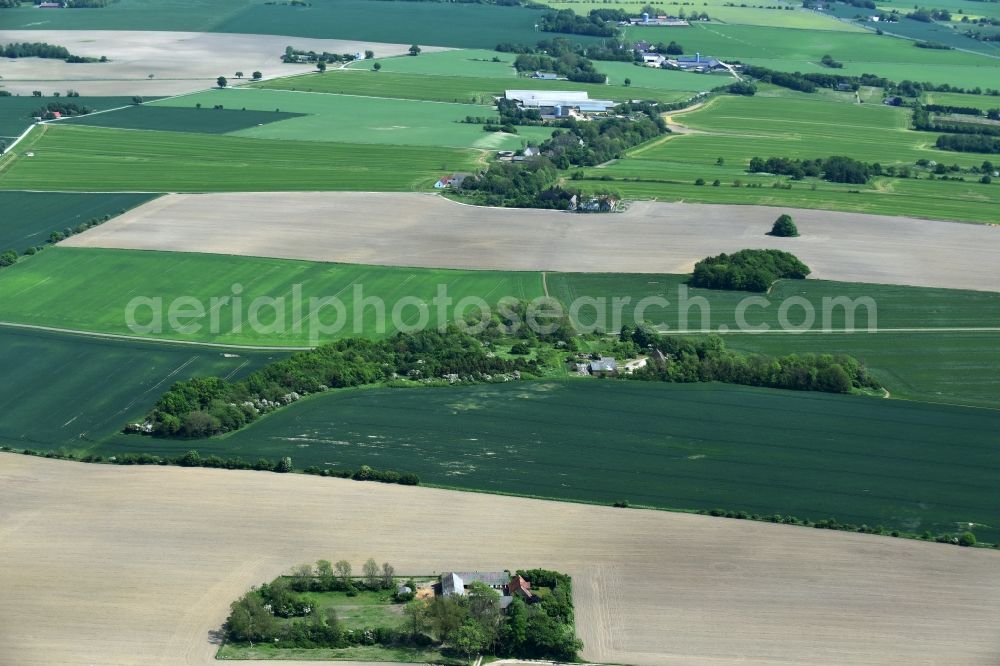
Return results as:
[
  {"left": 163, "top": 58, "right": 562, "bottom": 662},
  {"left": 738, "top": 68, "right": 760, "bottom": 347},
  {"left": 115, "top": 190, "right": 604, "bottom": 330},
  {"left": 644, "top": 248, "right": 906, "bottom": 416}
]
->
[
  {"left": 252, "top": 71, "right": 262, "bottom": 80},
  {"left": 959, "top": 531, "right": 977, "bottom": 547},
  {"left": 364, "top": 49, "right": 374, "bottom": 59},
  {"left": 217, "top": 76, "right": 228, "bottom": 88},
  {"left": 770, "top": 213, "right": 800, "bottom": 237}
]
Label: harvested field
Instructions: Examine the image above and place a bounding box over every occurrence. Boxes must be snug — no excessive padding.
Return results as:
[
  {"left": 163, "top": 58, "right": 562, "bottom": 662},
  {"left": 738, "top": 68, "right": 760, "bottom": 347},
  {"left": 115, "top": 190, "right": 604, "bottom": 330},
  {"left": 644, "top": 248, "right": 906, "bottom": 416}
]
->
[
  {"left": 2, "top": 454, "right": 999, "bottom": 666},
  {"left": 64, "top": 192, "right": 1000, "bottom": 292},
  {"left": 0, "top": 30, "right": 447, "bottom": 96}
]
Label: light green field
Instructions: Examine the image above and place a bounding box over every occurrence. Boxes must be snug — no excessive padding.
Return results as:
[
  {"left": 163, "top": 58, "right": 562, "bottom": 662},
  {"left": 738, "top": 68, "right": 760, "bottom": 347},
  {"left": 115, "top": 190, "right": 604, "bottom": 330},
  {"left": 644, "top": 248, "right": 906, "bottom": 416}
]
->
[
  {"left": 349, "top": 48, "right": 723, "bottom": 92},
  {"left": 540, "top": 0, "right": 865, "bottom": 30},
  {"left": 0, "top": 248, "right": 544, "bottom": 346},
  {"left": 153, "top": 88, "right": 528, "bottom": 150},
  {"left": 0, "top": 125, "right": 480, "bottom": 192},
  {"left": 1, "top": 248, "right": 997, "bottom": 407},
  {"left": 347, "top": 48, "right": 519, "bottom": 77},
  {"left": 924, "top": 91, "right": 1000, "bottom": 111},
  {"left": 623, "top": 23, "right": 1000, "bottom": 89},
  {"left": 255, "top": 69, "right": 696, "bottom": 105},
  {"left": 582, "top": 94, "right": 999, "bottom": 223},
  {"left": 546, "top": 273, "right": 1000, "bottom": 408}
]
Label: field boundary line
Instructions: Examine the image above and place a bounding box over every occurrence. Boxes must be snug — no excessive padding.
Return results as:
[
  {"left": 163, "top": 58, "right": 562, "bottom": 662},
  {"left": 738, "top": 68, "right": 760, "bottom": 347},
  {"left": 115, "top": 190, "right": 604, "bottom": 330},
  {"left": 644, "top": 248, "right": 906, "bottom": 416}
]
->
[
  {"left": 0, "top": 321, "right": 312, "bottom": 351},
  {"left": 652, "top": 326, "right": 1000, "bottom": 334}
]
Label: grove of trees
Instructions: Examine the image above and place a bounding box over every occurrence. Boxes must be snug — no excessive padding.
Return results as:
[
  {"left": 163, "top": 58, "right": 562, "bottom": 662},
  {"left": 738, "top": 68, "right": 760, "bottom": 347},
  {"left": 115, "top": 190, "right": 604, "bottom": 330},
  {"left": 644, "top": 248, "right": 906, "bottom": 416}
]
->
[{"left": 690, "top": 249, "right": 811, "bottom": 292}]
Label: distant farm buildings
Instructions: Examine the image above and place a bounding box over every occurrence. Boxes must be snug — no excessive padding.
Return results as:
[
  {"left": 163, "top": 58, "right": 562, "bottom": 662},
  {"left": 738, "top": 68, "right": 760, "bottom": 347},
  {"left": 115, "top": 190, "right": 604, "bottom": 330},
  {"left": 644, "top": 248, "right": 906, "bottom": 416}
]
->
[
  {"left": 434, "top": 173, "right": 468, "bottom": 188},
  {"left": 665, "top": 53, "right": 727, "bottom": 73},
  {"left": 505, "top": 90, "right": 615, "bottom": 119},
  {"left": 626, "top": 13, "right": 689, "bottom": 26}
]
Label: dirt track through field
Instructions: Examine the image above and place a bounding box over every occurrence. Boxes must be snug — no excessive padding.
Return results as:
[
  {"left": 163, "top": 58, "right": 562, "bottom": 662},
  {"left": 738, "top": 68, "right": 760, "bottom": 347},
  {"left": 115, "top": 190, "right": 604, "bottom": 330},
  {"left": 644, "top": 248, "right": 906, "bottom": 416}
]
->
[
  {"left": 2, "top": 454, "right": 999, "bottom": 666},
  {"left": 0, "top": 31, "right": 448, "bottom": 96},
  {"left": 62, "top": 192, "right": 1000, "bottom": 292}
]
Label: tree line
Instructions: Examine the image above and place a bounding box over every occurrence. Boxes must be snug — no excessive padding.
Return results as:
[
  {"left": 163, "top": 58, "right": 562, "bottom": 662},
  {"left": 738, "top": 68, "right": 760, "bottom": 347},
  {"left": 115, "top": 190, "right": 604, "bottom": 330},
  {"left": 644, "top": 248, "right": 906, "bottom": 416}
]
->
[
  {"left": 936, "top": 133, "right": 1000, "bottom": 153},
  {"left": 690, "top": 249, "right": 811, "bottom": 292},
  {"left": 138, "top": 328, "right": 540, "bottom": 438},
  {"left": 620, "top": 328, "right": 880, "bottom": 395},
  {"left": 748, "top": 155, "right": 876, "bottom": 184}
]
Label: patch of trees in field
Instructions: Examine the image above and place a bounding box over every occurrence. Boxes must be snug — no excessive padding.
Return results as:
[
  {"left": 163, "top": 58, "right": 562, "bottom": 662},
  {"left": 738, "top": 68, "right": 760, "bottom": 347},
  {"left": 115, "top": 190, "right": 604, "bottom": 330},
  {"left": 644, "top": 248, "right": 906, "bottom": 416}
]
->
[
  {"left": 540, "top": 8, "right": 618, "bottom": 36},
  {"left": 748, "top": 155, "right": 875, "bottom": 184},
  {"left": 224, "top": 566, "right": 581, "bottom": 662},
  {"left": 512, "top": 51, "right": 606, "bottom": 83},
  {"left": 1, "top": 42, "right": 103, "bottom": 62},
  {"left": 620, "top": 329, "right": 880, "bottom": 394},
  {"left": 936, "top": 133, "right": 1000, "bottom": 153},
  {"left": 138, "top": 329, "right": 540, "bottom": 438},
  {"left": 30, "top": 100, "right": 93, "bottom": 120},
  {"left": 690, "top": 249, "right": 811, "bottom": 292}
]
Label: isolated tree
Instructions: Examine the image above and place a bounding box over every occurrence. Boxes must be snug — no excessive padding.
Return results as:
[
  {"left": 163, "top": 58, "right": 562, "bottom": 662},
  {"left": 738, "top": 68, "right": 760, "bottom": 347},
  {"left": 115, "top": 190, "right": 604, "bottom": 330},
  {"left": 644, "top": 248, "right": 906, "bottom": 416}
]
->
[
  {"left": 252, "top": 71, "right": 262, "bottom": 80},
  {"left": 623, "top": 77, "right": 631, "bottom": 87},
  {"left": 770, "top": 213, "right": 799, "bottom": 237},
  {"left": 217, "top": 76, "right": 228, "bottom": 88},
  {"left": 131, "top": 96, "right": 143, "bottom": 105},
  {"left": 409, "top": 44, "right": 421, "bottom": 56},
  {"left": 32, "top": 90, "right": 42, "bottom": 97},
  {"left": 959, "top": 531, "right": 977, "bottom": 547},
  {"left": 364, "top": 49, "right": 374, "bottom": 59},
  {"left": 148, "top": 73, "right": 154, "bottom": 79},
  {"left": 235, "top": 71, "right": 243, "bottom": 79},
  {"left": 716, "top": 156, "right": 725, "bottom": 166},
  {"left": 317, "top": 61, "right": 327, "bottom": 73},
  {"left": 334, "top": 560, "right": 352, "bottom": 588},
  {"left": 372, "top": 62, "right": 382, "bottom": 71},
  {"left": 381, "top": 562, "right": 395, "bottom": 589},
  {"left": 362, "top": 558, "right": 380, "bottom": 588}
]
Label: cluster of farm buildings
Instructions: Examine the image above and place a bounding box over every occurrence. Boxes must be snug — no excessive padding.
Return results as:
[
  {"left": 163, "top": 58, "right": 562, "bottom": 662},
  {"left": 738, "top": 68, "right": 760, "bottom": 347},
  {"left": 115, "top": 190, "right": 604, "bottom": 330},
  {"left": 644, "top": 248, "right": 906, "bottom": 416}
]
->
[{"left": 413, "top": 571, "right": 537, "bottom": 609}]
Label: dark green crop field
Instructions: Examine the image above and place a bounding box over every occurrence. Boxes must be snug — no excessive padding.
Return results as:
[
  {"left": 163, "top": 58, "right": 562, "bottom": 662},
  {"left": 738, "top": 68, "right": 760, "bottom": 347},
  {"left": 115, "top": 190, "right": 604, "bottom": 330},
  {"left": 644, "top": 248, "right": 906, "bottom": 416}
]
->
[
  {"left": 0, "top": 96, "right": 146, "bottom": 140},
  {"left": 0, "top": 0, "right": 572, "bottom": 49},
  {"left": 0, "top": 327, "right": 279, "bottom": 451},
  {"left": 0, "top": 191, "right": 156, "bottom": 253},
  {"left": 96, "top": 380, "right": 1000, "bottom": 543},
  {"left": 62, "top": 105, "right": 305, "bottom": 134}
]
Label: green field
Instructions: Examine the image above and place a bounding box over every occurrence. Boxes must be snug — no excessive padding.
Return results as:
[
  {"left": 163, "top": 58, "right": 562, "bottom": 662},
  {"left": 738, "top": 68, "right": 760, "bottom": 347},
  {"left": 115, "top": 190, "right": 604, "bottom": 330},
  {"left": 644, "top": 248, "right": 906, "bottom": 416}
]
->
[
  {"left": 540, "top": 0, "right": 866, "bottom": 30},
  {"left": 256, "top": 69, "right": 698, "bottom": 105},
  {"left": 624, "top": 22, "right": 1000, "bottom": 89},
  {"left": 150, "top": 89, "right": 537, "bottom": 150},
  {"left": 0, "top": 96, "right": 144, "bottom": 140},
  {"left": 0, "top": 327, "right": 278, "bottom": 450},
  {"left": 62, "top": 105, "right": 305, "bottom": 135},
  {"left": 96, "top": 380, "right": 1000, "bottom": 543},
  {"left": 924, "top": 91, "right": 1000, "bottom": 112},
  {"left": 0, "top": 191, "right": 155, "bottom": 252},
  {"left": 580, "top": 94, "right": 1000, "bottom": 223},
  {"left": 0, "top": 124, "right": 479, "bottom": 192},
  {"left": 347, "top": 48, "right": 724, "bottom": 92},
  {"left": 0, "top": 248, "right": 545, "bottom": 346},
  {"left": 0, "top": 248, "right": 996, "bottom": 407},
  {"left": 0, "top": 0, "right": 575, "bottom": 49}
]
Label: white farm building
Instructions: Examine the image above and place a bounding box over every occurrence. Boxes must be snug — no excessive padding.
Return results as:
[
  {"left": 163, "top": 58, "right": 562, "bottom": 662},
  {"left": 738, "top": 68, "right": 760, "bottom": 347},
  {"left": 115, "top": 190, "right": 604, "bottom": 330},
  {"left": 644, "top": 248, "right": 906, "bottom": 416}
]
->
[{"left": 505, "top": 90, "right": 616, "bottom": 118}]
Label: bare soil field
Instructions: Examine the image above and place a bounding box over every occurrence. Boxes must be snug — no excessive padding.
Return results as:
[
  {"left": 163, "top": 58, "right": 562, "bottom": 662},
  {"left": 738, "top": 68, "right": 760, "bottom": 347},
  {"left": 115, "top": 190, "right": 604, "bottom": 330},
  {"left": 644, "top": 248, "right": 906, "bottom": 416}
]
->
[
  {"left": 64, "top": 192, "right": 1000, "bottom": 292},
  {"left": 0, "top": 31, "right": 446, "bottom": 96},
  {"left": 1, "top": 454, "right": 999, "bottom": 666}
]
